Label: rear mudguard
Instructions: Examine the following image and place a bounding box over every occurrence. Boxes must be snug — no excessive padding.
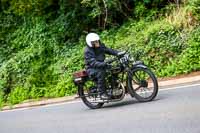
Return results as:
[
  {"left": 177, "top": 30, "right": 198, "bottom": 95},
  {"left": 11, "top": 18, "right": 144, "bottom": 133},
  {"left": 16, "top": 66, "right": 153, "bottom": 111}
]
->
[{"left": 76, "top": 83, "right": 84, "bottom": 98}]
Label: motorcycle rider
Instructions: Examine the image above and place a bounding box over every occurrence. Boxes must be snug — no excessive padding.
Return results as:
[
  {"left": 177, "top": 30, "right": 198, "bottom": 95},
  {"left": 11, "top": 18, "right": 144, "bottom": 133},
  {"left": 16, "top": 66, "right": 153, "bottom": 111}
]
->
[{"left": 84, "top": 33, "right": 119, "bottom": 100}]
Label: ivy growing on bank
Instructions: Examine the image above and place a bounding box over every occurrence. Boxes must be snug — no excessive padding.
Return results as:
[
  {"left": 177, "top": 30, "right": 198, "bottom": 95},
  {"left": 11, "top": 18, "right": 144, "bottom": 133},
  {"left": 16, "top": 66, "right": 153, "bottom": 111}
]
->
[{"left": 0, "top": 0, "right": 199, "bottom": 107}]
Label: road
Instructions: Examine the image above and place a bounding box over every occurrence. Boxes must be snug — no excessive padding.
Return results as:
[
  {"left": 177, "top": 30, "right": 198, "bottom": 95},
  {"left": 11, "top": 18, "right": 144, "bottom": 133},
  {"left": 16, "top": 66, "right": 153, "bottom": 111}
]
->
[{"left": 0, "top": 83, "right": 200, "bottom": 133}]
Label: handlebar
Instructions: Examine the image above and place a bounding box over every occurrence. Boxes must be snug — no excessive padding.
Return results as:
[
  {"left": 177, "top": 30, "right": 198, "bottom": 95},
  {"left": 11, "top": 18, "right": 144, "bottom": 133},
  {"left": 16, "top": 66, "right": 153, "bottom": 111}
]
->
[
  {"left": 117, "top": 51, "right": 126, "bottom": 57},
  {"left": 106, "top": 50, "right": 143, "bottom": 65},
  {"left": 105, "top": 58, "right": 117, "bottom": 64}
]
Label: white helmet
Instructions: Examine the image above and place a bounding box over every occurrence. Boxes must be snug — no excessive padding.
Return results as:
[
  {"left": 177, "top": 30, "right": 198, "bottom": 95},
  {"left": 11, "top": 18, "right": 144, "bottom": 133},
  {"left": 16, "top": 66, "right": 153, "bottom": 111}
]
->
[{"left": 86, "top": 33, "right": 100, "bottom": 47}]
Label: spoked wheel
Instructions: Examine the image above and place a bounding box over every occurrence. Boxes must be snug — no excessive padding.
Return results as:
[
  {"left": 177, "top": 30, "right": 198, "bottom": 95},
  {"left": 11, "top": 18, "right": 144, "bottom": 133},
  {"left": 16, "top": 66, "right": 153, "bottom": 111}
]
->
[
  {"left": 78, "top": 81, "right": 104, "bottom": 109},
  {"left": 128, "top": 67, "right": 158, "bottom": 102}
]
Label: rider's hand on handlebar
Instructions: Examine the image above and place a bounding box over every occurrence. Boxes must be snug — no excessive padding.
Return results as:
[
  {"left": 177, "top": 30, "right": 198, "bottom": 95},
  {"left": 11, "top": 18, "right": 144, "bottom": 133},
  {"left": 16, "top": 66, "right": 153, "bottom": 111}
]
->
[{"left": 117, "top": 51, "right": 126, "bottom": 57}]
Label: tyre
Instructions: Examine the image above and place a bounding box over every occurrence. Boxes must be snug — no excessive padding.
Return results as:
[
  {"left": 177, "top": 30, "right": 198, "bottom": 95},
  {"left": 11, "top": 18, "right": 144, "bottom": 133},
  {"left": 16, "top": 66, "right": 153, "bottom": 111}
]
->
[
  {"left": 78, "top": 81, "right": 104, "bottom": 109},
  {"left": 128, "top": 67, "right": 158, "bottom": 102}
]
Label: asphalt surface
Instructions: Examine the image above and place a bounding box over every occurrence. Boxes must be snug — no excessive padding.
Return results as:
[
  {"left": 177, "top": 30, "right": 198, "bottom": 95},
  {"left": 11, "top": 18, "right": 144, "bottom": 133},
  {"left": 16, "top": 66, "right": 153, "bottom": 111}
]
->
[{"left": 0, "top": 83, "right": 200, "bottom": 133}]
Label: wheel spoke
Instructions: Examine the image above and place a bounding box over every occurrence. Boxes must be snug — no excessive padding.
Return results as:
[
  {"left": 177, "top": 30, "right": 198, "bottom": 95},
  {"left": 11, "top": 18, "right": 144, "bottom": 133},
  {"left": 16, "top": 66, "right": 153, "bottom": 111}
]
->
[
  {"left": 133, "top": 73, "right": 140, "bottom": 84},
  {"left": 129, "top": 68, "right": 158, "bottom": 101},
  {"left": 134, "top": 86, "right": 142, "bottom": 91},
  {"left": 79, "top": 81, "right": 104, "bottom": 109}
]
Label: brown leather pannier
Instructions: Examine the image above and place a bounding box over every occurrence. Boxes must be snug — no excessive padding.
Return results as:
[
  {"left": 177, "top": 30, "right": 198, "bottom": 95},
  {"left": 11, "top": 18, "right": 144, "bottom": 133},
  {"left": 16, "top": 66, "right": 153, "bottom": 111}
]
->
[{"left": 73, "top": 70, "right": 88, "bottom": 78}]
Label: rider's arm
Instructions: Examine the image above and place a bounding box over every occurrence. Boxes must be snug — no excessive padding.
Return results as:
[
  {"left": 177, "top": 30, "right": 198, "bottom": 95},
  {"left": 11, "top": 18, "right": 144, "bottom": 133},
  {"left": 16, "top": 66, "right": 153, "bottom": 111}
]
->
[{"left": 101, "top": 43, "right": 119, "bottom": 56}]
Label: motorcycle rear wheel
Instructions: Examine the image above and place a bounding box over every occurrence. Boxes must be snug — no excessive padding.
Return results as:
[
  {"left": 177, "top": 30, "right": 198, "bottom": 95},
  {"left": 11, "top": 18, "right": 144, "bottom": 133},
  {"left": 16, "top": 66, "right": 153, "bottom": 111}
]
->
[{"left": 78, "top": 81, "right": 104, "bottom": 109}]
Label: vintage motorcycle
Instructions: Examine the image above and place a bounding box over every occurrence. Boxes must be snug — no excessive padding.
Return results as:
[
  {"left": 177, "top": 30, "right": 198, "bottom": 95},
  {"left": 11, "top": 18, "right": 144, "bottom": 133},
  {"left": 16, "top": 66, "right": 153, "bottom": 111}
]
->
[{"left": 73, "top": 51, "right": 158, "bottom": 109}]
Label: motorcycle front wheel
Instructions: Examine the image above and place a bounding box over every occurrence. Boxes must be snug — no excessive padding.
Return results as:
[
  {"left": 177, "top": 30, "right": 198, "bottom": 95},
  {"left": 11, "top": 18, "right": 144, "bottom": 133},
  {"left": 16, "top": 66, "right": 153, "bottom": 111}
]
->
[
  {"left": 128, "top": 67, "right": 158, "bottom": 102},
  {"left": 78, "top": 81, "right": 104, "bottom": 109}
]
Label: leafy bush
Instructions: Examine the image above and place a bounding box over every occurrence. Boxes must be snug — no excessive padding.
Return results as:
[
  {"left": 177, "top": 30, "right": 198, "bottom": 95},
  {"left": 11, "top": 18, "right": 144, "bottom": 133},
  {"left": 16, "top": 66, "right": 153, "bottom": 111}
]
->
[
  {"left": 7, "top": 86, "right": 29, "bottom": 104},
  {"left": 0, "top": 13, "right": 22, "bottom": 66},
  {"left": 0, "top": 0, "right": 200, "bottom": 106},
  {"left": 160, "top": 27, "right": 200, "bottom": 76},
  {"left": 187, "top": 0, "right": 200, "bottom": 21},
  {"left": 0, "top": 88, "right": 4, "bottom": 108},
  {"left": 101, "top": 17, "right": 199, "bottom": 77}
]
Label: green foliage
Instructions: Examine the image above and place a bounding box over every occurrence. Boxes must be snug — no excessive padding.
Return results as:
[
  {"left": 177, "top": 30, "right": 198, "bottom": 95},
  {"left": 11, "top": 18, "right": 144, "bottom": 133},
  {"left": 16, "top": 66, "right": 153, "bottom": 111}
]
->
[
  {"left": 1, "top": 0, "right": 57, "bottom": 16},
  {"left": 160, "top": 27, "right": 200, "bottom": 76},
  {"left": 7, "top": 86, "right": 29, "bottom": 104},
  {"left": 187, "top": 0, "right": 200, "bottom": 20},
  {"left": 0, "top": 87, "right": 4, "bottom": 108},
  {"left": 0, "top": 15, "right": 86, "bottom": 105},
  {"left": 0, "top": 13, "right": 22, "bottom": 65},
  {"left": 143, "top": 23, "right": 188, "bottom": 73},
  {"left": 100, "top": 8, "right": 200, "bottom": 77},
  {"left": 0, "top": 0, "right": 200, "bottom": 107},
  {"left": 0, "top": 18, "right": 56, "bottom": 93}
]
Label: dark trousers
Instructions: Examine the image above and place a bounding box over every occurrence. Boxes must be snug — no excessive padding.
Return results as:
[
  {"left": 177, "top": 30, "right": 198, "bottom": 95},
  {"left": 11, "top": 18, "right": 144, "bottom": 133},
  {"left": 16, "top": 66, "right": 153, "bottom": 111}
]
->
[{"left": 87, "top": 69, "right": 106, "bottom": 94}]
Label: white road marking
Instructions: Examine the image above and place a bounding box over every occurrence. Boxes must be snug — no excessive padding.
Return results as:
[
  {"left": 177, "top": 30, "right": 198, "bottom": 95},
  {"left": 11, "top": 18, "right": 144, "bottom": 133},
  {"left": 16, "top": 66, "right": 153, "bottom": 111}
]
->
[
  {"left": 1, "top": 83, "right": 200, "bottom": 113},
  {"left": 159, "top": 83, "right": 200, "bottom": 91}
]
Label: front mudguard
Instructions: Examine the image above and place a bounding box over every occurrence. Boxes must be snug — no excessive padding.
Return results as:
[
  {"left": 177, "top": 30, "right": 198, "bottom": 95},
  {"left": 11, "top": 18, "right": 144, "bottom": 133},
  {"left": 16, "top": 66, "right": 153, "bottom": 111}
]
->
[
  {"left": 126, "top": 61, "right": 148, "bottom": 97},
  {"left": 132, "top": 61, "right": 147, "bottom": 69}
]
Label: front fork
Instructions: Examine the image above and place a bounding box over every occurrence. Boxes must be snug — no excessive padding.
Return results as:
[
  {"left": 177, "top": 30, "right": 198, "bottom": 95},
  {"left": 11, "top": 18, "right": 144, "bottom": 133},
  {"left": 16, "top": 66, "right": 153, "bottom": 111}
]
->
[{"left": 126, "top": 62, "right": 148, "bottom": 96}]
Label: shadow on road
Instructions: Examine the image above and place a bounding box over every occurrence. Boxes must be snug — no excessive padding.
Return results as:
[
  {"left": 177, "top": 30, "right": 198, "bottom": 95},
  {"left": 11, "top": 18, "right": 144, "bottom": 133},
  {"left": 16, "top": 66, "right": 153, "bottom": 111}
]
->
[
  {"left": 82, "top": 94, "right": 165, "bottom": 111},
  {"left": 102, "top": 98, "right": 161, "bottom": 109}
]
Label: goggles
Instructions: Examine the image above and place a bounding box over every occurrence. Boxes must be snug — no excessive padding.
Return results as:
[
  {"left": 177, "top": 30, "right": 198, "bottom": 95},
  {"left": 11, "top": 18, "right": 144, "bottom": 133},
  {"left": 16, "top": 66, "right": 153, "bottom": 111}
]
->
[{"left": 91, "top": 40, "right": 99, "bottom": 45}]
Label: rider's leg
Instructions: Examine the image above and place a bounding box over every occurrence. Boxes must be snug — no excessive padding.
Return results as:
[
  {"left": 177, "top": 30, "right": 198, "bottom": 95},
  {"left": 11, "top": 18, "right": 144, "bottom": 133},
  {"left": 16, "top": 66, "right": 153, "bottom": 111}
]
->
[
  {"left": 96, "top": 70, "right": 106, "bottom": 94},
  {"left": 87, "top": 69, "right": 110, "bottom": 99},
  {"left": 96, "top": 70, "right": 110, "bottom": 99}
]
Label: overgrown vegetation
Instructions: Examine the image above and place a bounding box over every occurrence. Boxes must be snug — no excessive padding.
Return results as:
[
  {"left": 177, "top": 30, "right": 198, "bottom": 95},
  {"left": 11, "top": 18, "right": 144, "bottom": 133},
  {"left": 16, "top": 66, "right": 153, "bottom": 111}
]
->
[{"left": 0, "top": 0, "right": 199, "bottom": 107}]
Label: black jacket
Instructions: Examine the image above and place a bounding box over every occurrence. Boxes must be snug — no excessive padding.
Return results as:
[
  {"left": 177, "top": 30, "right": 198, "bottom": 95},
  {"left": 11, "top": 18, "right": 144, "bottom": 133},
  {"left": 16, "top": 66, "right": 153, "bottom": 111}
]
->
[{"left": 84, "top": 43, "right": 118, "bottom": 71}]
